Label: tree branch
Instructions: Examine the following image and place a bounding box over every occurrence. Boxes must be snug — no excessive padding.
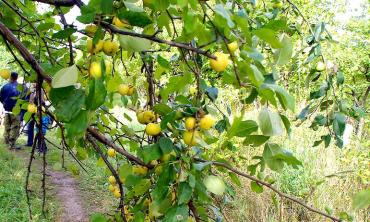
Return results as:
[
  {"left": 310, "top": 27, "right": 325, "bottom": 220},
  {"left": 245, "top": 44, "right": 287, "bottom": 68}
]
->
[
  {"left": 87, "top": 135, "right": 126, "bottom": 222},
  {"left": 195, "top": 159, "right": 341, "bottom": 222},
  {"left": 1, "top": 34, "right": 30, "bottom": 75},
  {"left": 0, "top": 21, "right": 52, "bottom": 83},
  {"left": 2, "top": 0, "right": 56, "bottom": 65},
  {"left": 99, "top": 21, "right": 216, "bottom": 59},
  {"left": 87, "top": 127, "right": 150, "bottom": 168},
  {"left": 56, "top": 6, "right": 74, "bottom": 65},
  {"left": 33, "top": 0, "right": 83, "bottom": 7}
]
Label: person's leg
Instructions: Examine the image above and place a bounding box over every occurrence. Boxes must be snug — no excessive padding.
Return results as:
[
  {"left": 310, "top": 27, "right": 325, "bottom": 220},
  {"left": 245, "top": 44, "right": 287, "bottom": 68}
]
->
[
  {"left": 8, "top": 114, "right": 21, "bottom": 149},
  {"left": 3, "top": 114, "right": 11, "bottom": 145},
  {"left": 26, "top": 119, "right": 35, "bottom": 146}
]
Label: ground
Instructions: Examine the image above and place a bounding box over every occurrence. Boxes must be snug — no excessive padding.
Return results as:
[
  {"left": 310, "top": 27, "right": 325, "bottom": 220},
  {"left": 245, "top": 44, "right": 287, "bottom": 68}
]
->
[{"left": 0, "top": 127, "right": 113, "bottom": 222}]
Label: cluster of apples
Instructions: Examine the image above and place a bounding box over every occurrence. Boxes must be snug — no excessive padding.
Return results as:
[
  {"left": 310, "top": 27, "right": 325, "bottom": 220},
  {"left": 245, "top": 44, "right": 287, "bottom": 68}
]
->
[
  {"left": 209, "top": 41, "right": 238, "bottom": 72},
  {"left": 183, "top": 114, "right": 215, "bottom": 146},
  {"left": 86, "top": 38, "right": 119, "bottom": 56},
  {"left": 107, "top": 175, "right": 122, "bottom": 198},
  {"left": 136, "top": 110, "right": 162, "bottom": 136}
]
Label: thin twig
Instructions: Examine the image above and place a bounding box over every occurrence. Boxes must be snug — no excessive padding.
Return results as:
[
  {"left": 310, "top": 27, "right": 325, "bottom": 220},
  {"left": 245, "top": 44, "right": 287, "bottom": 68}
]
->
[{"left": 195, "top": 159, "right": 341, "bottom": 222}]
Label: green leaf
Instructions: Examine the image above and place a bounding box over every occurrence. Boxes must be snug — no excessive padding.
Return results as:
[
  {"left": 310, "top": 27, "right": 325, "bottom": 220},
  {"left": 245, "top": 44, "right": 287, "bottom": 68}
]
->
[
  {"left": 65, "top": 110, "right": 88, "bottom": 138},
  {"left": 52, "top": 27, "right": 76, "bottom": 39},
  {"left": 352, "top": 189, "right": 370, "bottom": 210},
  {"left": 280, "top": 114, "right": 291, "bottom": 135},
  {"left": 133, "top": 179, "right": 151, "bottom": 196},
  {"left": 247, "top": 65, "right": 265, "bottom": 87},
  {"left": 37, "top": 22, "right": 54, "bottom": 32},
  {"left": 119, "top": 35, "right": 151, "bottom": 52},
  {"left": 101, "top": 0, "right": 113, "bottom": 14},
  {"left": 333, "top": 112, "right": 346, "bottom": 136},
  {"left": 275, "top": 34, "right": 293, "bottom": 66},
  {"left": 214, "top": 4, "right": 235, "bottom": 28},
  {"left": 177, "top": 182, "right": 192, "bottom": 205},
  {"left": 336, "top": 71, "right": 344, "bottom": 85},
  {"left": 203, "top": 175, "right": 225, "bottom": 195},
  {"left": 118, "top": 163, "right": 133, "bottom": 179},
  {"left": 253, "top": 28, "right": 282, "bottom": 48},
  {"left": 263, "top": 143, "right": 301, "bottom": 172},
  {"left": 297, "top": 105, "right": 310, "bottom": 120},
  {"left": 139, "top": 144, "right": 162, "bottom": 164},
  {"left": 157, "top": 55, "right": 170, "bottom": 69},
  {"left": 243, "top": 135, "right": 270, "bottom": 147},
  {"left": 118, "top": 10, "right": 152, "bottom": 27},
  {"left": 158, "top": 137, "right": 174, "bottom": 154},
  {"left": 50, "top": 86, "right": 85, "bottom": 122},
  {"left": 77, "top": 5, "right": 96, "bottom": 24},
  {"left": 86, "top": 78, "right": 107, "bottom": 110},
  {"left": 160, "top": 111, "right": 176, "bottom": 130},
  {"left": 52, "top": 65, "right": 78, "bottom": 88},
  {"left": 205, "top": 87, "right": 218, "bottom": 101},
  {"left": 260, "top": 84, "right": 295, "bottom": 111},
  {"left": 235, "top": 120, "right": 258, "bottom": 137},
  {"left": 90, "top": 213, "right": 107, "bottom": 222},
  {"left": 153, "top": 103, "right": 172, "bottom": 116},
  {"left": 251, "top": 181, "right": 263, "bottom": 193},
  {"left": 162, "top": 205, "right": 189, "bottom": 222},
  {"left": 258, "top": 108, "right": 284, "bottom": 136},
  {"left": 229, "top": 172, "right": 242, "bottom": 187}
]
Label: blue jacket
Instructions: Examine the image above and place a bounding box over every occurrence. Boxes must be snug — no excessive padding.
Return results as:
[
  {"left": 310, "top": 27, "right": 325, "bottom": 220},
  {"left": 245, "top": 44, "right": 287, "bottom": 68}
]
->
[
  {"left": 35, "top": 115, "right": 51, "bottom": 135},
  {"left": 0, "top": 81, "right": 20, "bottom": 112}
]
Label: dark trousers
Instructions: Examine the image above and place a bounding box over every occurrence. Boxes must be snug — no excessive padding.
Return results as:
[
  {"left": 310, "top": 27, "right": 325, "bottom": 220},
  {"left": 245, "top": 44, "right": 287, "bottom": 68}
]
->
[{"left": 26, "top": 119, "right": 35, "bottom": 146}]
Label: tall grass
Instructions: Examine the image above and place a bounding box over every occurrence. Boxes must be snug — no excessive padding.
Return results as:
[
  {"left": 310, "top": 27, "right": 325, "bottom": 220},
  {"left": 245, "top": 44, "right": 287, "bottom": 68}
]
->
[{"left": 0, "top": 143, "right": 57, "bottom": 221}]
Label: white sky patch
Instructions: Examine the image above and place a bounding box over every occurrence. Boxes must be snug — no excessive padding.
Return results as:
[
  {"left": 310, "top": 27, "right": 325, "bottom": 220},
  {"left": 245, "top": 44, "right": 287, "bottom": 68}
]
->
[{"left": 36, "top": 0, "right": 89, "bottom": 30}]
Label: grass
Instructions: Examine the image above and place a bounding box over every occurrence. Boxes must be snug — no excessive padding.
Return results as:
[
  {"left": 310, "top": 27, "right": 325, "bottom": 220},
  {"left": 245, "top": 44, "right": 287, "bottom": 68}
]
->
[
  {"left": 0, "top": 141, "right": 58, "bottom": 221},
  {"left": 223, "top": 119, "right": 369, "bottom": 222}
]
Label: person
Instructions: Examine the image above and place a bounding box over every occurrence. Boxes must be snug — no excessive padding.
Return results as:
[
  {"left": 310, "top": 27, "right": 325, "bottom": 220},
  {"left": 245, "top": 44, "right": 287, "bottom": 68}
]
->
[
  {"left": 0, "top": 72, "right": 22, "bottom": 149},
  {"left": 35, "top": 110, "right": 51, "bottom": 153}
]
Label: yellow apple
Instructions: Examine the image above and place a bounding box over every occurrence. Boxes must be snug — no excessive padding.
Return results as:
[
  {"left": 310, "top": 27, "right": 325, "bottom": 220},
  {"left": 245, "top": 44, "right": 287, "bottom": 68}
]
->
[
  {"left": 316, "top": 61, "right": 326, "bottom": 71},
  {"left": 142, "top": 110, "right": 156, "bottom": 123},
  {"left": 210, "top": 52, "right": 229, "bottom": 72},
  {"left": 0, "top": 69, "right": 10, "bottom": 79},
  {"left": 127, "top": 86, "right": 135, "bottom": 96},
  {"left": 113, "top": 17, "right": 129, "bottom": 28},
  {"left": 189, "top": 86, "right": 197, "bottom": 96},
  {"left": 107, "top": 148, "right": 116, "bottom": 157},
  {"left": 85, "top": 24, "right": 98, "bottom": 35},
  {"left": 108, "top": 175, "right": 116, "bottom": 184},
  {"left": 145, "top": 123, "right": 161, "bottom": 136},
  {"left": 103, "top": 40, "right": 119, "bottom": 56},
  {"left": 27, "top": 104, "right": 37, "bottom": 114},
  {"left": 118, "top": 84, "right": 130, "bottom": 96},
  {"left": 185, "top": 117, "right": 196, "bottom": 130},
  {"left": 183, "top": 130, "right": 200, "bottom": 146},
  {"left": 273, "top": 1, "right": 283, "bottom": 9},
  {"left": 89, "top": 62, "right": 102, "bottom": 78},
  {"left": 227, "top": 41, "right": 238, "bottom": 53},
  {"left": 199, "top": 115, "right": 215, "bottom": 130}
]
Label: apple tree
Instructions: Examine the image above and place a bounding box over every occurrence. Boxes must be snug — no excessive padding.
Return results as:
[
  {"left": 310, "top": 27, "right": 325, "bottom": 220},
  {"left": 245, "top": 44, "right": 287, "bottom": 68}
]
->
[{"left": 0, "top": 0, "right": 365, "bottom": 221}]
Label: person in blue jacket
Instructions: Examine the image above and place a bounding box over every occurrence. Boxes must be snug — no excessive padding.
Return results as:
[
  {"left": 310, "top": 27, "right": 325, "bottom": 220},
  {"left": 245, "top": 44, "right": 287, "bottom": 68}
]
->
[
  {"left": 34, "top": 110, "right": 51, "bottom": 153},
  {"left": 0, "top": 72, "right": 22, "bottom": 149}
]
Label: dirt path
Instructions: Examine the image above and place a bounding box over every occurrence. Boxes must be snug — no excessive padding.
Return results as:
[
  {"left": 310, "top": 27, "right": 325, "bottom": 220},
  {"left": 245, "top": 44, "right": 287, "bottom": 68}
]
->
[
  {"left": 14, "top": 148, "right": 89, "bottom": 222},
  {"left": 48, "top": 170, "right": 88, "bottom": 222}
]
